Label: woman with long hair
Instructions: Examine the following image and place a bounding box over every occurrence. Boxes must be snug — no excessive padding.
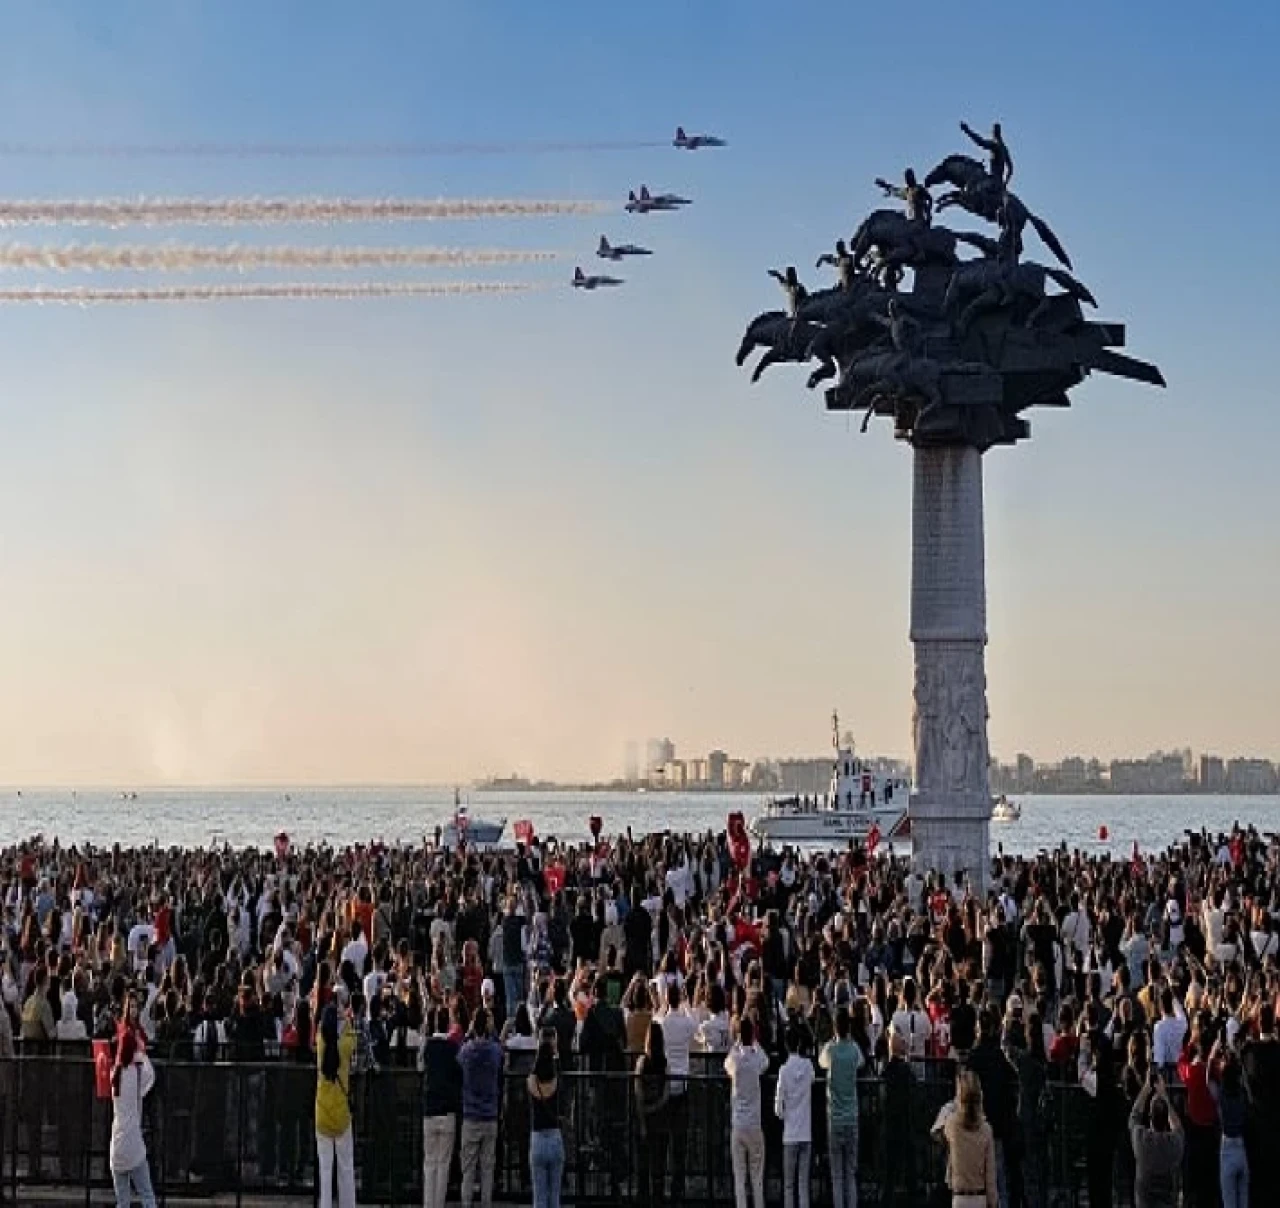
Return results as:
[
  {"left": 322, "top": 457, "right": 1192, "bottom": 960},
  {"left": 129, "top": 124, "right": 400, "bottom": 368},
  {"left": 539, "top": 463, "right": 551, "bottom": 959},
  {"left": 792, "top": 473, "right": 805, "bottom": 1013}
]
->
[
  {"left": 933, "top": 1069, "right": 997, "bottom": 1208},
  {"left": 109, "top": 1028, "right": 157, "bottom": 1207},
  {"left": 623, "top": 974, "right": 655, "bottom": 1062},
  {"left": 528, "top": 1034, "right": 564, "bottom": 1208},
  {"left": 314, "top": 1003, "right": 357, "bottom": 1208},
  {"left": 1210, "top": 1044, "right": 1249, "bottom": 1208}
]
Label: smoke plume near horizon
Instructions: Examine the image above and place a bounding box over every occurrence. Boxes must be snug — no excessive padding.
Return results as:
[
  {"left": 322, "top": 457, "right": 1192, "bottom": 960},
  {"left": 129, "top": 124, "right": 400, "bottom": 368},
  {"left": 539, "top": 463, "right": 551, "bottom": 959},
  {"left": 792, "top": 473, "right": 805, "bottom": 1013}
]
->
[
  {"left": 0, "top": 281, "right": 545, "bottom": 306},
  {"left": 0, "top": 243, "right": 561, "bottom": 272},
  {"left": 0, "top": 197, "right": 612, "bottom": 228}
]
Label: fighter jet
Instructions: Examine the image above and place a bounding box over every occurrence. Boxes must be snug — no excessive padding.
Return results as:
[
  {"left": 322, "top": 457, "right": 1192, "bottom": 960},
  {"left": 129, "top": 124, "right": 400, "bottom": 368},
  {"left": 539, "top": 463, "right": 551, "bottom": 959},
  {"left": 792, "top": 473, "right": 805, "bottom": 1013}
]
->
[
  {"left": 673, "top": 126, "right": 727, "bottom": 151},
  {"left": 573, "top": 266, "right": 624, "bottom": 290},
  {"left": 624, "top": 185, "right": 692, "bottom": 213},
  {"left": 597, "top": 235, "right": 653, "bottom": 261}
]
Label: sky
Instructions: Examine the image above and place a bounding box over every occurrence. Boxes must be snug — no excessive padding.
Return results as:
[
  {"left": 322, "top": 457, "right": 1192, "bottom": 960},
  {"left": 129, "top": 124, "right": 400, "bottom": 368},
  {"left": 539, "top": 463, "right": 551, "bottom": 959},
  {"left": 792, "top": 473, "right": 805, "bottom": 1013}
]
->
[{"left": 0, "top": 1, "right": 1275, "bottom": 786}]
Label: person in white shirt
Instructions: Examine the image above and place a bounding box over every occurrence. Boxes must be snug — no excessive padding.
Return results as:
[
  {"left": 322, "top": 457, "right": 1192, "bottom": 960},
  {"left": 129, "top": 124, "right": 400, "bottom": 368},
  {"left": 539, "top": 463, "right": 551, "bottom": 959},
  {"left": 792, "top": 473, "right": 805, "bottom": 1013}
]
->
[
  {"left": 697, "top": 983, "right": 732, "bottom": 1053},
  {"left": 724, "top": 1017, "right": 769, "bottom": 1208},
  {"left": 340, "top": 920, "right": 370, "bottom": 976},
  {"left": 1250, "top": 914, "right": 1278, "bottom": 962},
  {"left": 774, "top": 1022, "right": 816, "bottom": 1208},
  {"left": 1060, "top": 893, "right": 1090, "bottom": 959},
  {"left": 1164, "top": 899, "right": 1184, "bottom": 950},
  {"left": 665, "top": 859, "right": 690, "bottom": 910},
  {"left": 1151, "top": 986, "right": 1187, "bottom": 1074},
  {"left": 110, "top": 1030, "right": 158, "bottom": 1207},
  {"left": 660, "top": 983, "right": 698, "bottom": 1197},
  {"left": 889, "top": 978, "right": 932, "bottom": 1061}
]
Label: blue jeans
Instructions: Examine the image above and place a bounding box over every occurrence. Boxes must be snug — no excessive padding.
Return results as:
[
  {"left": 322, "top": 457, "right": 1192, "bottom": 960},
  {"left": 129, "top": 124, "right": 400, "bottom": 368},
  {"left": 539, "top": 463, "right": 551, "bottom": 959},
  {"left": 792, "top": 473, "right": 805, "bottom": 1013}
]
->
[
  {"left": 112, "top": 1160, "right": 157, "bottom": 1207},
  {"left": 505, "top": 967, "right": 525, "bottom": 1015},
  {"left": 783, "top": 1141, "right": 811, "bottom": 1208},
  {"left": 530, "top": 1129, "right": 564, "bottom": 1208},
  {"left": 828, "top": 1124, "right": 858, "bottom": 1208},
  {"left": 994, "top": 1138, "right": 1008, "bottom": 1208},
  {"left": 1220, "top": 1138, "right": 1248, "bottom": 1208}
]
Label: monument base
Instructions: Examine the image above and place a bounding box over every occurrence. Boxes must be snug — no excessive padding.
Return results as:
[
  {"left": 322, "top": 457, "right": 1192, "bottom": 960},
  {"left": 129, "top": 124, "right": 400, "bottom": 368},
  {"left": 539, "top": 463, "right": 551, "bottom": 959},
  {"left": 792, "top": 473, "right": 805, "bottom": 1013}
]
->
[{"left": 908, "top": 791, "right": 992, "bottom": 891}]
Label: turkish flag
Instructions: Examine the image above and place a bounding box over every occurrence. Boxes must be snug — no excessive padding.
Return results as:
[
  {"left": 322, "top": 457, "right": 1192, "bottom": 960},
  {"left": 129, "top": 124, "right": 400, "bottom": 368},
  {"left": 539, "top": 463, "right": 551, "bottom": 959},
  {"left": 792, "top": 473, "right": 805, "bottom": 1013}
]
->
[
  {"left": 93, "top": 1040, "right": 113, "bottom": 1100},
  {"left": 867, "top": 823, "right": 882, "bottom": 855}
]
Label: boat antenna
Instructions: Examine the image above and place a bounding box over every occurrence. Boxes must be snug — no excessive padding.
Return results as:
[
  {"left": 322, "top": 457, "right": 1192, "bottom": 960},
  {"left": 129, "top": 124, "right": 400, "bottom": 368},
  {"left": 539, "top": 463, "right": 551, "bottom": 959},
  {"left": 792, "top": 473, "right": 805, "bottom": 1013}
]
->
[{"left": 832, "top": 709, "right": 839, "bottom": 751}]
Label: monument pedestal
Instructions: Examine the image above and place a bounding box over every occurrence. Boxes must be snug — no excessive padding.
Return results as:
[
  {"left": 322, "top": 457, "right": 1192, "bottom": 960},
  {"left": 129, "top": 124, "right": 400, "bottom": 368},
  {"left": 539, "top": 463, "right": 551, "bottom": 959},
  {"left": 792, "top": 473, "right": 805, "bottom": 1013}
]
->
[{"left": 909, "top": 444, "right": 991, "bottom": 893}]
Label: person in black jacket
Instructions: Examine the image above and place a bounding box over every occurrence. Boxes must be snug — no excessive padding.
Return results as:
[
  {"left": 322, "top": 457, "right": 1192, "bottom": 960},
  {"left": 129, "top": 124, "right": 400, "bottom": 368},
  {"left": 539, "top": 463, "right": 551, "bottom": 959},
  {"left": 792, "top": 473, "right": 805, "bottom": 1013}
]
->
[
  {"left": 579, "top": 973, "right": 628, "bottom": 1191},
  {"left": 421, "top": 1005, "right": 463, "bottom": 1208},
  {"left": 965, "top": 1006, "right": 1020, "bottom": 1208},
  {"left": 624, "top": 889, "right": 652, "bottom": 980},
  {"left": 502, "top": 901, "right": 527, "bottom": 1018}
]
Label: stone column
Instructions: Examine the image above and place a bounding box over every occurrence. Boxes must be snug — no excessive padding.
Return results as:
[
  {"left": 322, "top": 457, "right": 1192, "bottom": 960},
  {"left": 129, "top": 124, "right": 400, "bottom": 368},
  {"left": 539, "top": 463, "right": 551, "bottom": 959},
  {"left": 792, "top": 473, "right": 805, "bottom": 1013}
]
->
[{"left": 908, "top": 443, "right": 992, "bottom": 893}]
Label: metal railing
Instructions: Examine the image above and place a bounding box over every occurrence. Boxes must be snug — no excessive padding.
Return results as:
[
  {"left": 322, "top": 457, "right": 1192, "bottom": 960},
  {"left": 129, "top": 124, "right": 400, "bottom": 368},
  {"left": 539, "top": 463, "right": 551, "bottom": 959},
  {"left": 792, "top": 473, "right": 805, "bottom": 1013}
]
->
[{"left": 0, "top": 1052, "right": 1162, "bottom": 1205}]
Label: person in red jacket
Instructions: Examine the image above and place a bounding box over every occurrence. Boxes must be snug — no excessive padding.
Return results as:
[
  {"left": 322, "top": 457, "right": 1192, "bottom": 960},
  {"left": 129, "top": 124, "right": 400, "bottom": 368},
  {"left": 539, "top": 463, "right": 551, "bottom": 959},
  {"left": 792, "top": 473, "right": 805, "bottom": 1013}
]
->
[{"left": 1177, "top": 1026, "right": 1221, "bottom": 1208}]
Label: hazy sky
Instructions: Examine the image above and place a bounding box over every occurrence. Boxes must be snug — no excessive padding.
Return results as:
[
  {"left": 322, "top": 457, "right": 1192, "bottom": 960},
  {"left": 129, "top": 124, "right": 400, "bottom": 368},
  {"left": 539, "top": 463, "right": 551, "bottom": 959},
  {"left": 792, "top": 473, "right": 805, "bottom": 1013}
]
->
[{"left": 0, "top": 2, "right": 1275, "bottom": 785}]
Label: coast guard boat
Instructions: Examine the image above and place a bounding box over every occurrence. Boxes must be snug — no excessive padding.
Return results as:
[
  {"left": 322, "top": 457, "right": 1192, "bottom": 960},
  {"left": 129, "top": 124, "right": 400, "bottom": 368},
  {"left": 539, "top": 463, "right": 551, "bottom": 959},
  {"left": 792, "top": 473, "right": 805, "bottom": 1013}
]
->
[
  {"left": 441, "top": 789, "right": 506, "bottom": 848},
  {"left": 749, "top": 713, "right": 911, "bottom": 846}
]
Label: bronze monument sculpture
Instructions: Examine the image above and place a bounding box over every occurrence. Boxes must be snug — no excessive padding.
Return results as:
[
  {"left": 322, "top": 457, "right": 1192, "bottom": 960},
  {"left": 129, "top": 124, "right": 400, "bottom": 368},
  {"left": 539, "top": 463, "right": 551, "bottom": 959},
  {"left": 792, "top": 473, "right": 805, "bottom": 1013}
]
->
[{"left": 735, "top": 122, "right": 1165, "bottom": 889}]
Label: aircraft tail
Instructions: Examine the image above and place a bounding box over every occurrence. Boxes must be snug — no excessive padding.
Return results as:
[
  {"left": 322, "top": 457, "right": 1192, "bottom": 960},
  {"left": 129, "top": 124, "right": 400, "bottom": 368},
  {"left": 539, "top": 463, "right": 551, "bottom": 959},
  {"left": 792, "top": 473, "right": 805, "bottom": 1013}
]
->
[
  {"left": 574, "top": 266, "right": 584, "bottom": 282},
  {"left": 676, "top": 126, "right": 686, "bottom": 141},
  {"left": 627, "top": 190, "right": 637, "bottom": 202},
  {"left": 640, "top": 185, "right": 651, "bottom": 200},
  {"left": 598, "top": 236, "right": 609, "bottom": 253}
]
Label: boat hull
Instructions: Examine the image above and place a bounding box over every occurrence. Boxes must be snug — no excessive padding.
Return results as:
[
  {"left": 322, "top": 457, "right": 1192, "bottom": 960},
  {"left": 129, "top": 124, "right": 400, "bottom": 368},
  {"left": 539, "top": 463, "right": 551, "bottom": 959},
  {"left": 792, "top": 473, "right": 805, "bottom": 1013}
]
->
[
  {"left": 749, "top": 805, "right": 909, "bottom": 845},
  {"left": 442, "top": 821, "right": 506, "bottom": 847}
]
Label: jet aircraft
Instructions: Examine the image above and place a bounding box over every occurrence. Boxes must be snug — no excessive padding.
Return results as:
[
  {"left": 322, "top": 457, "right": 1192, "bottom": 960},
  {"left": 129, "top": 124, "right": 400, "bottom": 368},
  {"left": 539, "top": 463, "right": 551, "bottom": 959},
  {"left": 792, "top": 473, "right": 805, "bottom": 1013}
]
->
[
  {"left": 573, "top": 266, "right": 624, "bottom": 290},
  {"left": 624, "top": 185, "right": 692, "bottom": 213},
  {"left": 673, "top": 126, "right": 727, "bottom": 151},
  {"left": 597, "top": 235, "right": 653, "bottom": 261}
]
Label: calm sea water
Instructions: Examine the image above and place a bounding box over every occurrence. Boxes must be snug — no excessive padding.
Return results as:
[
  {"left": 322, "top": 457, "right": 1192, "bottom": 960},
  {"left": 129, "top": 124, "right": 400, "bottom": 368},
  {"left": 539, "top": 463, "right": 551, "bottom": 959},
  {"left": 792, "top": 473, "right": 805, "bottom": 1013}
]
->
[{"left": 2, "top": 788, "right": 1278, "bottom": 858}]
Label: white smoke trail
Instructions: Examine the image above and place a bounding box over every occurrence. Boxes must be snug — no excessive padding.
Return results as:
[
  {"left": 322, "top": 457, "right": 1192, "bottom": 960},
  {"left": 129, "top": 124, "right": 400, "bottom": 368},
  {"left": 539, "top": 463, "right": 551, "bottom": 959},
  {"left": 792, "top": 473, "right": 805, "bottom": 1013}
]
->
[
  {"left": 0, "top": 281, "right": 546, "bottom": 306},
  {"left": 0, "top": 197, "right": 612, "bottom": 228},
  {"left": 0, "top": 243, "right": 560, "bottom": 272},
  {"left": 0, "top": 139, "right": 668, "bottom": 159}
]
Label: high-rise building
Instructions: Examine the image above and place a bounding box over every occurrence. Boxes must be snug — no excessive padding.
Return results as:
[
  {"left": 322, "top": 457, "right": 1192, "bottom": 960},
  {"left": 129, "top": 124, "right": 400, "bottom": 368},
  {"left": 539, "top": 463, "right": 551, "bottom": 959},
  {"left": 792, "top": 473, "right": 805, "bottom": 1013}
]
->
[
  {"left": 725, "top": 759, "right": 750, "bottom": 790},
  {"left": 1200, "top": 754, "right": 1226, "bottom": 793},
  {"left": 624, "top": 742, "right": 640, "bottom": 785},
  {"left": 646, "top": 738, "right": 675, "bottom": 776},
  {"left": 1015, "top": 753, "right": 1034, "bottom": 790},
  {"left": 1225, "top": 758, "right": 1276, "bottom": 795},
  {"left": 707, "top": 750, "right": 728, "bottom": 789}
]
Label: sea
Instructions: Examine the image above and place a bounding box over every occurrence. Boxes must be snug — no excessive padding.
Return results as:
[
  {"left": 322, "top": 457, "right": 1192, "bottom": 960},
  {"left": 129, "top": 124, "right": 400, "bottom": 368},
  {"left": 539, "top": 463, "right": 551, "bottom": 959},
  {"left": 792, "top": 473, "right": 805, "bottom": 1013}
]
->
[{"left": 2, "top": 787, "right": 1279, "bottom": 859}]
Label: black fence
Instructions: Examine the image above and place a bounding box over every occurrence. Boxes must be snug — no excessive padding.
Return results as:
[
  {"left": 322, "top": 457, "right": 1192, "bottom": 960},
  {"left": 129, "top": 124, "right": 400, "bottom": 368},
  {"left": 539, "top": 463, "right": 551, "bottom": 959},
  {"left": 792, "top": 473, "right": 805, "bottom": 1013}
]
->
[{"left": 0, "top": 1052, "right": 1162, "bottom": 1206}]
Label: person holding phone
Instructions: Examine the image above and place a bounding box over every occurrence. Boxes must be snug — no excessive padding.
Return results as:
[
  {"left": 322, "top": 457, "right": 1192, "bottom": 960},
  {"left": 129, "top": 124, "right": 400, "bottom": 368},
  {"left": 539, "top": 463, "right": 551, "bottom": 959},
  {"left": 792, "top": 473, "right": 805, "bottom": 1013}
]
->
[
  {"left": 314, "top": 1002, "right": 357, "bottom": 1208},
  {"left": 527, "top": 1032, "right": 563, "bottom": 1208},
  {"left": 1129, "top": 1070, "right": 1183, "bottom": 1208}
]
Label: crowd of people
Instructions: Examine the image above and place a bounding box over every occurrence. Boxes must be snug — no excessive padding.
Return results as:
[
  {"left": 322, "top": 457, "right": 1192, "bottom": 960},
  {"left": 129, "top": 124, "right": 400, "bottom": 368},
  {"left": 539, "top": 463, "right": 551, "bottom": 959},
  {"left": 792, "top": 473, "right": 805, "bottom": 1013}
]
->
[{"left": 2, "top": 819, "right": 1280, "bottom": 1208}]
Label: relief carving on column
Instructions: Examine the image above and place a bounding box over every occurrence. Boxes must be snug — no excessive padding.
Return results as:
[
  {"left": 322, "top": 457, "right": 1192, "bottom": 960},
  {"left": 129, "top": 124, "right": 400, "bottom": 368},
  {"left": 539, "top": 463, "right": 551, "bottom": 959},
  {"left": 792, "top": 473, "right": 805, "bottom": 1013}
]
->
[{"left": 914, "top": 641, "right": 989, "bottom": 797}]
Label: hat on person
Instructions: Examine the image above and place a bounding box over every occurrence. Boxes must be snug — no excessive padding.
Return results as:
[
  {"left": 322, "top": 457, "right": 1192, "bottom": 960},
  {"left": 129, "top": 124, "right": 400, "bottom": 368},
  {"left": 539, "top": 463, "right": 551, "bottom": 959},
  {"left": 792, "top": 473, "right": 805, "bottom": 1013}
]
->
[{"left": 1007, "top": 993, "right": 1024, "bottom": 1014}]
